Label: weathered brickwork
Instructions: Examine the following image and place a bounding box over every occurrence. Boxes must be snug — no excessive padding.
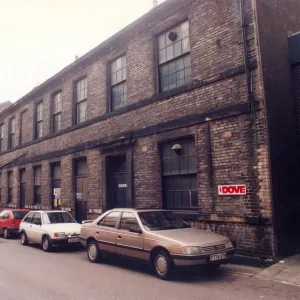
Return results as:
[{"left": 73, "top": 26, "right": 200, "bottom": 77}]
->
[{"left": 1, "top": 0, "right": 299, "bottom": 259}]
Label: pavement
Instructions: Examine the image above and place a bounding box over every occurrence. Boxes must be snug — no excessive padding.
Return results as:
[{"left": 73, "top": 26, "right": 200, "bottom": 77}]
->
[{"left": 0, "top": 238, "right": 300, "bottom": 300}]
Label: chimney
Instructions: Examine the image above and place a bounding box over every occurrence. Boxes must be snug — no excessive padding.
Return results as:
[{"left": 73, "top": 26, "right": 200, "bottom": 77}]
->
[{"left": 153, "top": 0, "right": 158, "bottom": 8}]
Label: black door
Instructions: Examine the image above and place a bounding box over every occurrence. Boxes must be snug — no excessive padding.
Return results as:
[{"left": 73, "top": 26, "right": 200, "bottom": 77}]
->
[
  {"left": 107, "top": 155, "right": 128, "bottom": 209},
  {"left": 112, "top": 173, "right": 127, "bottom": 208},
  {"left": 75, "top": 158, "right": 88, "bottom": 223},
  {"left": 19, "top": 169, "right": 26, "bottom": 209}
]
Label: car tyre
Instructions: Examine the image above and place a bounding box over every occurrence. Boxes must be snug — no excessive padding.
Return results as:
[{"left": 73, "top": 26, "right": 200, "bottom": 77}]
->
[
  {"left": 3, "top": 228, "right": 9, "bottom": 239},
  {"left": 42, "top": 236, "right": 52, "bottom": 252},
  {"left": 152, "top": 250, "right": 174, "bottom": 280},
  {"left": 87, "top": 240, "right": 101, "bottom": 263},
  {"left": 20, "top": 231, "right": 28, "bottom": 246}
]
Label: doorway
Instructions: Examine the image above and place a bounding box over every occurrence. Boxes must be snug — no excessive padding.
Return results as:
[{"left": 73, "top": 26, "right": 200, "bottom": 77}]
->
[
  {"left": 106, "top": 154, "right": 129, "bottom": 209},
  {"left": 74, "top": 158, "right": 88, "bottom": 223},
  {"left": 19, "top": 169, "right": 26, "bottom": 209}
]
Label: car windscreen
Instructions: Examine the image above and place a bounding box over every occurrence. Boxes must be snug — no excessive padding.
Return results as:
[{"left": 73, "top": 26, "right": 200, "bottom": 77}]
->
[
  {"left": 138, "top": 211, "right": 191, "bottom": 231},
  {"left": 12, "top": 211, "right": 29, "bottom": 219},
  {"left": 43, "top": 212, "right": 76, "bottom": 224}
]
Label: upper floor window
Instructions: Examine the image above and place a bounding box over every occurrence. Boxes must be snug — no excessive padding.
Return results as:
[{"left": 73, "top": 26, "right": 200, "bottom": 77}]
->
[
  {"left": 110, "top": 56, "right": 127, "bottom": 111},
  {"left": 76, "top": 77, "right": 87, "bottom": 124},
  {"left": 35, "top": 102, "right": 43, "bottom": 139},
  {"left": 52, "top": 92, "right": 62, "bottom": 133},
  {"left": 158, "top": 21, "right": 191, "bottom": 92},
  {"left": 20, "top": 110, "right": 28, "bottom": 145},
  {"left": 0, "top": 124, "right": 3, "bottom": 152},
  {"left": 9, "top": 118, "right": 16, "bottom": 150}
]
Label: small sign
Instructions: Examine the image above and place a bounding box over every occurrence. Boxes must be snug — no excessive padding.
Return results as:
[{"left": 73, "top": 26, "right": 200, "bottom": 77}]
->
[
  {"left": 54, "top": 188, "right": 61, "bottom": 196},
  {"left": 118, "top": 184, "right": 127, "bottom": 188},
  {"left": 218, "top": 185, "right": 246, "bottom": 195},
  {"left": 76, "top": 193, "right": 84, "bottom": 199}
]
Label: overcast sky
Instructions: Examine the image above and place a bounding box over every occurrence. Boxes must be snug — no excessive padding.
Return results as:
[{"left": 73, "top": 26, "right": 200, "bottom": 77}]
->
[{"left": 0, "top": 0, "right": 163, "bottom": 104}]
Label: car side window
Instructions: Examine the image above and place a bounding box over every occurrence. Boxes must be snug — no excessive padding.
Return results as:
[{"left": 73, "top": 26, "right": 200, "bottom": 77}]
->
[
  {"left": 23, "top": 212, "right": 34, "bottom": 223},
  {"left": 98, "top": 212, "right": 120, "bottom": 228},
  {"left": 120, "top": 212, "right": 140, "bottom": 231},
  {"left": 2, "top": 212, "right": 10, "bottom": 220},
  {"left": 32, "top": 213, "right": 42, "bottom": 225}
]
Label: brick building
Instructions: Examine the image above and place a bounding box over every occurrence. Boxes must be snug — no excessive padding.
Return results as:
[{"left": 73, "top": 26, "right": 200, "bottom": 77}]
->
[{"left": 1, "top": 0, "right": 300, "bottom": 259}]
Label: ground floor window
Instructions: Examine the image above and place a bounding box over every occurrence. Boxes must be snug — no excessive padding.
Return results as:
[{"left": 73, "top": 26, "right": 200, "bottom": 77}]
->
[
  {"left": 161, "top": 137, "right": 198, "bottom": 210},
  {"left": 34, "top": 166, "right": 41, "bottom": 204}
]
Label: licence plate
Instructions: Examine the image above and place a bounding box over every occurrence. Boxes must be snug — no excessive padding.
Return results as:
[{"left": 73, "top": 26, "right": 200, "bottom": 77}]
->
[
  {"left": 210, "top": 253, "right": 226, "bottom": 261},
  {"left": 68, "top": 238, "right": 80, "bottom": 243}
]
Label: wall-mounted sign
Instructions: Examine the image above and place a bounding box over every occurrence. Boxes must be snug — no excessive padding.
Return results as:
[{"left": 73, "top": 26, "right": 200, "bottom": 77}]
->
[
  {"left": 76, "top": 193, "right": 84, "bottom": 199},
  {"left": 54, "top": 188, "right": 61, "bottom": 196},
  {"left": 218, "top": 185, "right": 246, "bottom": 195}
]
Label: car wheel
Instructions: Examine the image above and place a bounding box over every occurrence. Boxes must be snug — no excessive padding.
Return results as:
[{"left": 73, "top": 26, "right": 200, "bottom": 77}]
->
[
  {"left": 87, "top": 240, "right": 101, "bottom": 263},
  {"left": 20, "top": 232, "right": 28, "bottom": 246},
  {"left": 3, "top": 228, "right": 9, "bottom": 239},
  {"left": 42, "top": 236, "right": 52, "bottom": 252},
  {"left": 152, "top": 250, "right": 174, "bottom": 280}
]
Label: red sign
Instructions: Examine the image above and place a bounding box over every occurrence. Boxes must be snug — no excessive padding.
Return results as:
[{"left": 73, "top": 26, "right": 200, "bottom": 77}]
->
[{"left": 218, "top": 185, "right": 246, "bottom": 195}]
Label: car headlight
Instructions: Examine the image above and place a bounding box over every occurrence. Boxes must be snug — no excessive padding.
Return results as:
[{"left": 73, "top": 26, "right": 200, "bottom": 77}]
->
[
  {"left": 54, "top": 232, "right": 65, "bottom": 238},
  {"left": 225, "top": 240, "right": 233, "bottom": 249},
  {"left": 183, "top": 246, "right": 204, "bottom": 255}
]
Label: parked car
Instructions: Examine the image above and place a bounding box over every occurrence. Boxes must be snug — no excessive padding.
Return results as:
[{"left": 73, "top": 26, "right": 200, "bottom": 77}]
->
[
  {"left": 80, "top": 209, "right": 235, "bottom": 280},
  {"left": 0, "top": 209, "right": 30, "bottom": 239},
  {"left": 19, "top": 210, "right": 81, "bottom": 252}
]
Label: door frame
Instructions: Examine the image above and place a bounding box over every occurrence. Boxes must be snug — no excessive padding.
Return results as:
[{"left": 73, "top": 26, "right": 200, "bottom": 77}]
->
[{"left": 102, "top": 150, "right": 133, "bottom": 212}]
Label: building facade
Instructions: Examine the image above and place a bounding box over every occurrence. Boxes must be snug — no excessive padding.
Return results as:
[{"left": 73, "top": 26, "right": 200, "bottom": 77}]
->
[{"left": 1, "top": 0, "right": 300, "bottom": 259}]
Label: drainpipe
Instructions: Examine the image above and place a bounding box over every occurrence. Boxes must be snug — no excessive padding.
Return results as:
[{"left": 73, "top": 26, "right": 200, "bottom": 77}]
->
[{"left": 240, "top": 0, "right": 253, "bottom": 107}]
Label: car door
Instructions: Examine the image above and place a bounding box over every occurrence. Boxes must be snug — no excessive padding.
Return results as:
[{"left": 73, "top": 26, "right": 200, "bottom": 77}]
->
[
  {"left": 30, "top": 213, "right": 43, "bottom": 244},
  {"left": 116, "top": 212, "right": 145, "bottom": 260},
  {"left": 95, "top": 211, "right": 121, "bottom": 254},
  {"left": 22, "top": 212, "right": 35, "bottom": 241}
]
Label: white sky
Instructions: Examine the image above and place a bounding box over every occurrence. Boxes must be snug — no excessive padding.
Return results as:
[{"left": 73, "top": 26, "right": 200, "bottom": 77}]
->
[{"left": 0, "top": 0, "right": 164, "bottom": 104}]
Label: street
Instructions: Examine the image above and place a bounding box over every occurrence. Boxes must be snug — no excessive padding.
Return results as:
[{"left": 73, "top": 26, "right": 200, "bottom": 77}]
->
[{"left": 0, "top": 239, "right": 299, "bottom": 300}]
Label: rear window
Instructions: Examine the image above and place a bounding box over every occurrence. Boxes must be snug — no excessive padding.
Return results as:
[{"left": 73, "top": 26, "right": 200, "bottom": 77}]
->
[{"left": 12, "top": 211, "right": 29, "bottom": 219}]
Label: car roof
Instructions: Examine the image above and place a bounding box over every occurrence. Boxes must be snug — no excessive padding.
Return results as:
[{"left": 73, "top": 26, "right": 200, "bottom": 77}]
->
[
  {"left": 7, "top": 209, "right": 30, "bottom": 212},
  {"left": 28, "top": 210, "right": 70, "bottom": 214},
  {"left": 111, "top": 208, "right": 168, "bottom": 213}
]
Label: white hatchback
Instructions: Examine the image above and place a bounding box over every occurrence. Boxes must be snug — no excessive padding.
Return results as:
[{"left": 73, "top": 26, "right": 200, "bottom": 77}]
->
[{"left": 19, "top": 210, "right": 81, "bottom": 252}]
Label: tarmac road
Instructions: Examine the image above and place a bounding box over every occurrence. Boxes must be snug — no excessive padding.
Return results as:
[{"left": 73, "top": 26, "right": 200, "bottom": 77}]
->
[{"left": 0, "top": 238, "right": 299, "bottom": 300}]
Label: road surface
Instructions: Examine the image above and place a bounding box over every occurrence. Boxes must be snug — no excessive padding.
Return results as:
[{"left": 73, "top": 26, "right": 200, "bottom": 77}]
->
[{"left": 0, "top": 238, "right": 299, "bottom": 300}]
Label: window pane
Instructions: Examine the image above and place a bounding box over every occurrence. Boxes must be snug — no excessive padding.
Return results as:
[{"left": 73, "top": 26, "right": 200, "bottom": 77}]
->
[
  {"left": 53, "top": 113, "right": 62, "bottom": 132},
  {"left": 179, "top": 157, "right": 189, "bottom": 173},
  {"left": 37, "top": 122, "right": 43, "bottom": 138},
  {"left": 161, "top": 76, "right": 169, "bottom": 92},
  {"left": 182, "top": 37, "right": 190, "bottom": 54},
  {"left": 158, "top": 34, "right": 166, "bottom": 50},
  {"left": 122, "top": 68, "right": 127, "bottom": 81},
  {"left": 184, "top": 55, "right": 191, "bottom": 68},
  {"left": 162, "top": 159, "right": 171, "bottom": 175},
  {"left": 116, "top": 57, "right": 122, "bottom": 71},
  {"left": 76, "top": 159, "right": 87, "bottom": 176},
  {"left": 169, "top": 73, "right": 177, "bottom": 89},
  {"left": 122, "top": 56, "right": 126, "bottom": 68},
  {"left": 173, "top": 191, "right": 182, "bottom": 208},
  {"left": 111, "top": 73, "right": 117, "bottom": 85},
  {"left": 166, "top": 45, "right": 174, "bottom": 61},
  {"left": 159, "top": 49, "right": 166, "bottom": 64},
  {"left": 52, "top": 165, "right": 61, "bottom": 180},
  {"left": 77, "top": 100, "right": 87, "bottom": 123},
  {"left": 120, "top": 212, "right": 140, "bottom": 231},
  {"left": 191, "top": 190, "right": 198, "bottom": 207},
  {"left": 164, "top": 191, "right": 173, "bottom": 209},
  {"left": 102, "top": 212, "right": 120, "bottom": 228},
  {"left": 175, "top": 57, "right": 184, "bottom": 72},
  {"left": 174, "top": 40, "right": 182, "bottom": 57},
  {"left": 168, "top": 61, "right": 176, "bottom": 75},
  {"left": 182, "top": 191, "right": 190, "bottom": 207},
  {"left": 116, "top": 70, "right": 123, "bottom": 83},
  {"left": 111, "top": 82, "right": 126, "bottom": 110}
]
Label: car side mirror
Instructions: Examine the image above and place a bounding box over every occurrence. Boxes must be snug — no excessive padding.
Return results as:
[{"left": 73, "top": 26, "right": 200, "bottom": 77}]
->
[{"left": 128, "top": 226, "right": 142, "bottom": 234}]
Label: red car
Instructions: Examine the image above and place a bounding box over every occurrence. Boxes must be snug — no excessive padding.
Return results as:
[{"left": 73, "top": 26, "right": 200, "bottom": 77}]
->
[{"left": 0, "top": 209, "right": 30, "bottom": 239}]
